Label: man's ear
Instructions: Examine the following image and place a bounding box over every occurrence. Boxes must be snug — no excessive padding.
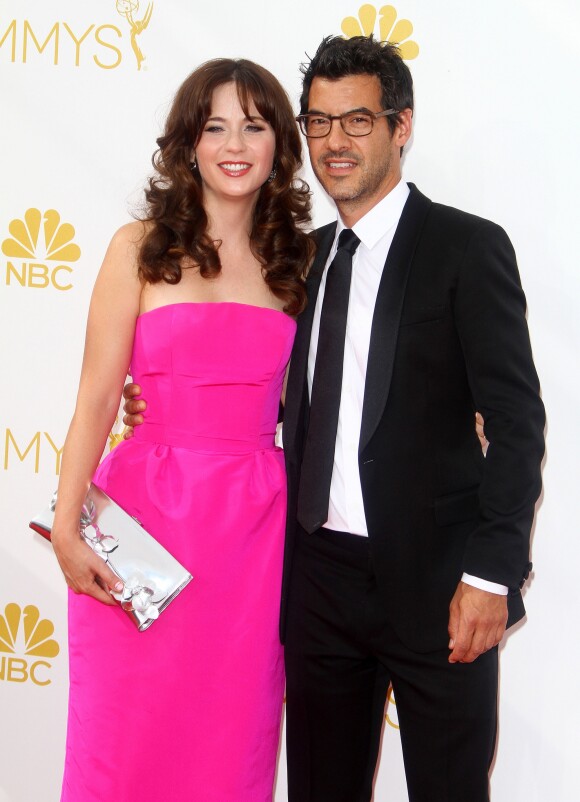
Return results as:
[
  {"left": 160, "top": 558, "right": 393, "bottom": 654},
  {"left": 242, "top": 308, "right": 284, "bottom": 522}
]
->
[{"left": 393, "top": 108, "right": 413, "bottom": 148}]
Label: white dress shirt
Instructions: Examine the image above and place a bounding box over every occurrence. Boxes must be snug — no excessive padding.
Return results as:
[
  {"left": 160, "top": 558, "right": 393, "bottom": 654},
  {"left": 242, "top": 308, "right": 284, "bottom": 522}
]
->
[{"left": 307, "top": 180, "right": 507, "bottom": 595}]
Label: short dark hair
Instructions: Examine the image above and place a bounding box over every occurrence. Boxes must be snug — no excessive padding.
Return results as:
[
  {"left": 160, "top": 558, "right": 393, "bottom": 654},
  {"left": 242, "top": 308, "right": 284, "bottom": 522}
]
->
[{"left": 300, "top": 35, "right": 414, "bottom": 135}]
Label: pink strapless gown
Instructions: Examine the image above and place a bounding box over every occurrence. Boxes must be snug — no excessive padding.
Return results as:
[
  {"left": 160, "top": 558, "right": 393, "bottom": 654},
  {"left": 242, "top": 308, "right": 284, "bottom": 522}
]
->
[{"left": 61, "top": 303, "right": 295, "bottom": 802}]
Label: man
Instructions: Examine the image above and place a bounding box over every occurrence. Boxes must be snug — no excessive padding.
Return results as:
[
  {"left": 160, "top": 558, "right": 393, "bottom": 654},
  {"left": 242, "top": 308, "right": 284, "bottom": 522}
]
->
[
  {"left": 280, "top": 35, "right": 544, "bottom": 802},
  {"left": 124, "top": 35, "right": 544, "bottom": 802}
]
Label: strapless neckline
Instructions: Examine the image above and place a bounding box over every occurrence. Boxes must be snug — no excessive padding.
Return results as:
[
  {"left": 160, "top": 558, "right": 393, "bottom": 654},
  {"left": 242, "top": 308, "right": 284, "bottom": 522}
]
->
[{"left": 137, "top": 301, "right": 294, "bottom": 322}]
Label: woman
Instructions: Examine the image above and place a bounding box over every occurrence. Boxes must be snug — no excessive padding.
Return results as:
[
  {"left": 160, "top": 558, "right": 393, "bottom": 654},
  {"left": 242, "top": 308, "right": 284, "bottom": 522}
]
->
[{"left": 51, "top": 58, "right": 314, "bottom": 802}]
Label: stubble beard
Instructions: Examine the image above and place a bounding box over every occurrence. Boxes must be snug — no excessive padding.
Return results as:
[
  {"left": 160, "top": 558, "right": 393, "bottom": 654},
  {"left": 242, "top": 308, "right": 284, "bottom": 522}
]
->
[{"left": 314, "top": 152, "right": 393, "bottom": 212}]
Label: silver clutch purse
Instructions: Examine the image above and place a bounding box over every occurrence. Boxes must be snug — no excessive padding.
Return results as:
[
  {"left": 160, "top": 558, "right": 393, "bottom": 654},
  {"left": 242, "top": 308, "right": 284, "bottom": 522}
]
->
[{"left": 29, "top": 483, "right": 193, "bottom": 631}]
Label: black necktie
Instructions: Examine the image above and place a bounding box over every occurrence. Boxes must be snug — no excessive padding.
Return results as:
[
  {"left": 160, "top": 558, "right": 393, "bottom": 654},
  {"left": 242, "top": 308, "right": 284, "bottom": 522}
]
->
[{"left": 297, "top": 228, "right": 360, "bottom": 534}]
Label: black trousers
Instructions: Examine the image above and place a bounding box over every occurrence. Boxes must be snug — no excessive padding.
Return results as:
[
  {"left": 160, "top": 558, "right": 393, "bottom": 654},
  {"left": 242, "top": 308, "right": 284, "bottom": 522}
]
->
[{"left": 284, "top": 527, "right": 498, "bottom": 802}]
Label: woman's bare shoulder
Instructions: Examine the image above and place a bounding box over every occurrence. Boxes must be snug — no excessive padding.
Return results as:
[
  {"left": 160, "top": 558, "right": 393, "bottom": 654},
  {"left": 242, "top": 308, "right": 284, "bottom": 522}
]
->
[
  {"left": 94, "top": 222, "right": 153, "bottom": 290},
  {"left": 109, "top": 220, "right": 151, "bottom": 250},
  {"left": 104, "top": 221, "right": 155, "bottom": 272}
]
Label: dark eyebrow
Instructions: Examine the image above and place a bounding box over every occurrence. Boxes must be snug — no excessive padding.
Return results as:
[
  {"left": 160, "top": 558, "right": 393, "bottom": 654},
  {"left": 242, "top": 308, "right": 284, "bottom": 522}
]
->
[
  {"left": 206, "top": 115, "right": 268, "bottom": 123},
  {"left": 305, "top": 107, "right": 374, "bottom": 115}
]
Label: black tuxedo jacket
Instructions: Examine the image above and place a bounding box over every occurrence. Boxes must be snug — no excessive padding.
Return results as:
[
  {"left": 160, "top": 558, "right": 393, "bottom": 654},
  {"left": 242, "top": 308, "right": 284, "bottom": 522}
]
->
[{"left": 281, "top": 184, "right": 545, "bottom": 652}]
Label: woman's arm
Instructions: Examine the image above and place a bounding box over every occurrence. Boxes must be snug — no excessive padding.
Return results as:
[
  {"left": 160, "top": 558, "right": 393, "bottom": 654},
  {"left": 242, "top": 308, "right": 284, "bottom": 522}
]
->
[{"left": 51, "top": 223, "right": 144, "bottom": 605}]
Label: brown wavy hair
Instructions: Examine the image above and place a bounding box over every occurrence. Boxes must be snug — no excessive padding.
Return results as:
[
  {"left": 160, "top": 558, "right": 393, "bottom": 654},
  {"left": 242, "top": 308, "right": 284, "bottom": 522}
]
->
[{"left": 138, "top": 58, "right": 314, "bottom": 315}]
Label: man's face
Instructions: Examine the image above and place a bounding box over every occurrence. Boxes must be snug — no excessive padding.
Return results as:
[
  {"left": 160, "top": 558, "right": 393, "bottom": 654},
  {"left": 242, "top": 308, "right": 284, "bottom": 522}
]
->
[{"left": 305, "top": 74, "right": 411, "bottom": 224}]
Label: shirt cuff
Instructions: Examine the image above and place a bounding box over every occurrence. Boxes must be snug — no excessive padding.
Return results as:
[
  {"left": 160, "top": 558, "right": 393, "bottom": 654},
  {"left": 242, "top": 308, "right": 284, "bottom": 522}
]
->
[{"left": 461, "top": 573, "right": 508, "bottom": 596}]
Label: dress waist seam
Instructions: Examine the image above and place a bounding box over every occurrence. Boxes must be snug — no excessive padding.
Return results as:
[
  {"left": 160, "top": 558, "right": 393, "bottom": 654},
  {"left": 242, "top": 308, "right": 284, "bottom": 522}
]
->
[{"left": 133, "top": 423, "right": 278, "bottom": 454}]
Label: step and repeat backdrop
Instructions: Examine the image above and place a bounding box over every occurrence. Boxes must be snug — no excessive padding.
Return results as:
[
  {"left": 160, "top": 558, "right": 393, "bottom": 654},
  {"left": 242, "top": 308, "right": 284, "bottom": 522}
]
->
[{"left": 1, "top": 1, "right": 578, "bottom": 800}]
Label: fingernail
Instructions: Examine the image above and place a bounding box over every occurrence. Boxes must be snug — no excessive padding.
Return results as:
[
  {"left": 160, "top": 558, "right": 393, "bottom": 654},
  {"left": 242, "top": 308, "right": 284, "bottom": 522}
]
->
[
  {"left": 448, "top": 639, "right": 454, "bottom": 648},
  {"left": 114, "top": 581, "right": 123, "bottom": 592}
]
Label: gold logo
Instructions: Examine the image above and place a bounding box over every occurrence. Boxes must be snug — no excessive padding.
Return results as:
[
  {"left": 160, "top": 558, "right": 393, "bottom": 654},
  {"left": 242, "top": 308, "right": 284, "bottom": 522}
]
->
[
  {"left": 2, "top": 425, "right": 120, "bottom": 473},
  {"left": 0, "top": 5, "right": 154, "bottom": 70},
  {"left": 0, "top": 603, "right": 60, "bottom": 686},
  {"left": 116, "top": 0, "right": 153, "bottom": 71},
  {"left": 2, "top": 208, "right": 80, "bottom": 290},
  {"left": 385, "top": 683, "right": 399, "bottom": 729},
  {"left": 342, "top": 4, "right": 419, "bottom": 60},
  {"left": 108, "top": 416, "right": 128, "bottom": 451},
  {"left": 3, "top": 430, "right": 63, "bottom": 474},
  {"left": 2, "top": 208, "right": 80, "bottom": 262},
  {"left": 0, "top": 604, "right": 59, "bottom": 657}
]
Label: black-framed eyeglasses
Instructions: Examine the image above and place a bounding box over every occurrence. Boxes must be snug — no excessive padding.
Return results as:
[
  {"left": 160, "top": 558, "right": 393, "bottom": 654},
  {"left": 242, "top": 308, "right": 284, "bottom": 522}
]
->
[{"left": 296, "top": 108, "right": 399, "bottom": 138}]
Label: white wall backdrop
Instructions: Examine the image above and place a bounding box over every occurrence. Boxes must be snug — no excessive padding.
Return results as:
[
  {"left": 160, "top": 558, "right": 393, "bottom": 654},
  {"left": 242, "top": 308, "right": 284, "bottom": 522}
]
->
[{"left": 1, "top": 1, "right": 579, "bottom": 800}]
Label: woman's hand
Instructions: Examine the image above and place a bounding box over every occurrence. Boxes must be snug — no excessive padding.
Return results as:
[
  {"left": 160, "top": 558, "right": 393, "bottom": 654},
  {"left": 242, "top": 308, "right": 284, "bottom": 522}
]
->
[
  {"left": 122, "top": 382, "right": 146, "bottom": 439},
  {"left": 52, "top": 530, "right": 123, "bottom": 606}
]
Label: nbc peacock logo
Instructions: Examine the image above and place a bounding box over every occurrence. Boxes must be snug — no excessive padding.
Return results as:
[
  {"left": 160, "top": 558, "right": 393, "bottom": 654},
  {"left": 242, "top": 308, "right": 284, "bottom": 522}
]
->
[
  {"left": 341, "top": 4, "right": 419, "bottom": 60},
  {"left": 0, "top": 603, "right": 60, "bottom": 686},
  {"left": 2, "top": 207, "right": 81, "bottom": 291}
]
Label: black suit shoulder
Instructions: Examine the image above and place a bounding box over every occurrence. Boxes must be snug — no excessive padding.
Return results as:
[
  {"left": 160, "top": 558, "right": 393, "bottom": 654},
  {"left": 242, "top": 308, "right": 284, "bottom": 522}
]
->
[
  {"left": 425, "top": 197, "right": 511, "bottom": 248},
  {"left": 312, "top": 221, "right": 336, "bottom": 241},
  {"left": 404, "top": 183, "right": 508, "bottom": 245},
  {"left": 411, "top": 201, "right": 518, "bottom": 288}
]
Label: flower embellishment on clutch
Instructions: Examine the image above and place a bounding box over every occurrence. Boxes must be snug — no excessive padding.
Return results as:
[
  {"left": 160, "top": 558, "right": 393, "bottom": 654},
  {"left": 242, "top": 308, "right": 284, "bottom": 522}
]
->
[
  {"left": 30, "top": 484, "right": 193, "bottom": 631},
  {"left": 115, "top": 574, "right": 159, "bottom": 620},
  {"left": 80, "top": 498, "right": 120, "bottom": 556}
]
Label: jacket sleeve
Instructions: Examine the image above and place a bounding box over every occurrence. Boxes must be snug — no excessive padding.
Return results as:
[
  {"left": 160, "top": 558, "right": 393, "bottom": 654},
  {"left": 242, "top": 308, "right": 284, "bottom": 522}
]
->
[{"left": 453, "top": 221, "right": 545, "bottom": 590}]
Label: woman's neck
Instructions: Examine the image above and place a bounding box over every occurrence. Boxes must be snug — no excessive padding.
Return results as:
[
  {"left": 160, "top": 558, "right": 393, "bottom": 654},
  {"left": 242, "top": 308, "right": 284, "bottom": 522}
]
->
[{"left": 203, "top": 194, "right": 256, "bottom": 246}]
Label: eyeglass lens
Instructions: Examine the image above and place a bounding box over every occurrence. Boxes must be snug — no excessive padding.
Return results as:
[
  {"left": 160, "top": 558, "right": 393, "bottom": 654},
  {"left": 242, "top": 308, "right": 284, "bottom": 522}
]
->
[{"left": 302, "top": 112, "right": 374, "bottom": 137}]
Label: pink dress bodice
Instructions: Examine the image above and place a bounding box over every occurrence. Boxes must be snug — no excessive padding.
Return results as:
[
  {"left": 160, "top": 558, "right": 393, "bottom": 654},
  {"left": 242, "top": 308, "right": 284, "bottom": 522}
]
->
[{"left": 131, "top": 302, "right": 295, "bottom": 453}]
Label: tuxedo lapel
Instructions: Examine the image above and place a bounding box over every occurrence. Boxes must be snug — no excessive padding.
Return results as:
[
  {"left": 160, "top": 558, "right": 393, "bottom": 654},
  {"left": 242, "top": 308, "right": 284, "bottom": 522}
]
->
[
  {"left": 283, "top": 223, "right": 337, "bottom": 455},
  {"left": 359, "top": 185, "right": 432, "bottom": 454}
]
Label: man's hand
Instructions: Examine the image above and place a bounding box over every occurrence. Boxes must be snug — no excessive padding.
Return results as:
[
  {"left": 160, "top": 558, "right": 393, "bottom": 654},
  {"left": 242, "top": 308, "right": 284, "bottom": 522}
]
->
[
  {"left": 122, "top": 382, "right": 146, "bottom": 439},
  {"left": 448, "top": 581, "right": 508, "bottom": 663}
]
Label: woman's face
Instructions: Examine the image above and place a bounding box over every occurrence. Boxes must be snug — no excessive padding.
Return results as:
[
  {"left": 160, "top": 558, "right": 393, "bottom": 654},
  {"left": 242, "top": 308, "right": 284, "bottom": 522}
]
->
[{"left": 194, "top": 82, "right": 276, "bottom": 206}]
